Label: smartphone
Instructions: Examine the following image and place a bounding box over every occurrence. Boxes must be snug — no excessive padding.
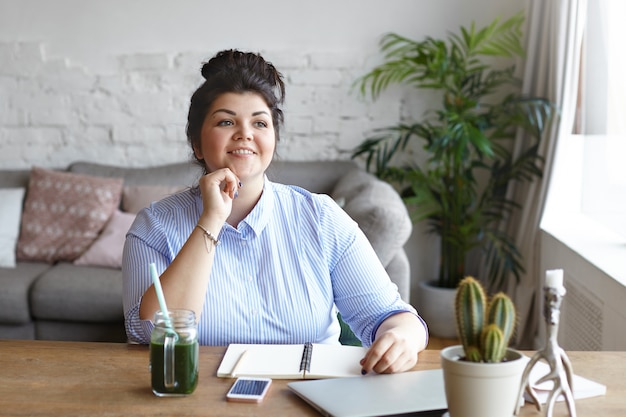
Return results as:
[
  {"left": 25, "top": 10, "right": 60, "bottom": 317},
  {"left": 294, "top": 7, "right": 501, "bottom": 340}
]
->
[{"left": 226, "top": 377, "right": 272, "bottom": 403}]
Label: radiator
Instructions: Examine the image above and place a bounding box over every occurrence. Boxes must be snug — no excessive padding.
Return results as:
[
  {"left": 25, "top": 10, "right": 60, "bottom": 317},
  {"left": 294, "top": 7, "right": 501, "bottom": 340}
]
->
[{"left": 560, "top": 274, "right": 603, "bottom": 351}]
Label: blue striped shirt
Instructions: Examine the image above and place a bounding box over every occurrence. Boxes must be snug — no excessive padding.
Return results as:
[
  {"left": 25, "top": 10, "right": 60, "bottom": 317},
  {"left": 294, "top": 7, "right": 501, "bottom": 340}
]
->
[{"left": 122, "top": 179, "right": 420, "bottom": 346}]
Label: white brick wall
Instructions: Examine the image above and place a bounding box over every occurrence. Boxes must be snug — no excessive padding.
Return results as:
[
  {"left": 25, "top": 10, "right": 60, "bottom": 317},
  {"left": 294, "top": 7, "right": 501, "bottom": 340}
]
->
[
  {"left": 0, "top": 0, "right": 522, "bottom": 171},
  {"left": 0, "top": 42, "right": 407, "bottom": 169}
]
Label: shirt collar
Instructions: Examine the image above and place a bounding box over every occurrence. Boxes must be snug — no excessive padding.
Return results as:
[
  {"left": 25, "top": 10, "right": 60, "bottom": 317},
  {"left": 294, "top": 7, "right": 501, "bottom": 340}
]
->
[{"left": 233, "top": 175, "right": 274, "bottom": 237}]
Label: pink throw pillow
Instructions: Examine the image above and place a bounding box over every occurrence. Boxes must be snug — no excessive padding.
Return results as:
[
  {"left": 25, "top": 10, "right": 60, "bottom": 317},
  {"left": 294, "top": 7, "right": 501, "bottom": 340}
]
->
[
  {"left": 74, "top": 209, "right": 136, "bottom": 268},
  {"left": 16, "top": 167, "right": 123, "bottom": 263}
]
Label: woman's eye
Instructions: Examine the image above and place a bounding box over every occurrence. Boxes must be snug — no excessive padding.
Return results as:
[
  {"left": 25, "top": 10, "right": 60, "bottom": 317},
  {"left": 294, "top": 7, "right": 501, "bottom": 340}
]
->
[
  {"left": 254, "top": 121, "right": 268, "bottom": 128},
  {"left": 217, "top": 120, "right": 233, "bottom": 126}
]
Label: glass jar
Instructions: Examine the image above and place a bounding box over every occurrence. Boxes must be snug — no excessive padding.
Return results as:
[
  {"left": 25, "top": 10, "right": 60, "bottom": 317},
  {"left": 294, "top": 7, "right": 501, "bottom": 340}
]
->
[{"left": 150, "top": 309, "right": 199, "bottom": 397}]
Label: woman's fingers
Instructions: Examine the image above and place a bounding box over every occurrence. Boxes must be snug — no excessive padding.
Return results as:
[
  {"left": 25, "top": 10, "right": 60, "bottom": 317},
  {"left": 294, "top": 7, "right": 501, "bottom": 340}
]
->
[
  {"left": 360, "top": 332, "right": 418, "bottom": 374},
  {"left": 197, "top": 168, "right": 242, "bottom": 223},
  {"left": 200, "top": 168, "right": 241, "bottom": 200}
]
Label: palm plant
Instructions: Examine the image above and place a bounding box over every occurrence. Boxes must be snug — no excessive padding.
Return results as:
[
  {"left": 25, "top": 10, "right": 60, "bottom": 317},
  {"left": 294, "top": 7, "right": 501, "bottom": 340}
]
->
[{"left": 353, "top": 12, "right": 555, "bottom": 289}]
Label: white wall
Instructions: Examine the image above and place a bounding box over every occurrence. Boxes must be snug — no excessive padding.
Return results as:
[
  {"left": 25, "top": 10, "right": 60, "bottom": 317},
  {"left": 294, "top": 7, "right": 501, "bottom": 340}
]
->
[
  {"left": 0, "top": 0, "right": 523, "bottom": 302},
  {"left": 0, "top": 0, "right": 523, "bottom": 168}
]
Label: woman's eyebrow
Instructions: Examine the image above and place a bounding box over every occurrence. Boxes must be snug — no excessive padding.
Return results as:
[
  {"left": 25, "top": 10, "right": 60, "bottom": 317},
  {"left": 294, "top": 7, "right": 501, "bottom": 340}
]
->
[
  {"left": 211, "top": 108, "right": 236, "bottom": 116},
  {"left": 211, "top": 109, "right": 270, "bottom": 117}
]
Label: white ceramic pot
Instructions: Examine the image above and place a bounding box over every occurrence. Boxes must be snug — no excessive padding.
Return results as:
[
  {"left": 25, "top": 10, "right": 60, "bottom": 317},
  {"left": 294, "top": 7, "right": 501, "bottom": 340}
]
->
[
  {"left": 416, "top": 281, "right": 457, "bottom": 338},
  {"left": 441, "top": 345, "right": 525, "bottom": 417}
]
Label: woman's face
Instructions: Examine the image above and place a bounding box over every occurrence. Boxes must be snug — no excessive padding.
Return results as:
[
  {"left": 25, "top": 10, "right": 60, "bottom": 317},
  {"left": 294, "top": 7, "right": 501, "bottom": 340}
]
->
[{"left": 194, "top": 92, "right": 276, "bottom": 183}]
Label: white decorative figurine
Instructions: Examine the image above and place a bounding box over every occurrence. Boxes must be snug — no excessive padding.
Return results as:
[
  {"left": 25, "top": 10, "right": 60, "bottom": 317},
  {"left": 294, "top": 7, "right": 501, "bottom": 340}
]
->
[{"left": 515, "top": 269, "right": 577, "bottom": 417}]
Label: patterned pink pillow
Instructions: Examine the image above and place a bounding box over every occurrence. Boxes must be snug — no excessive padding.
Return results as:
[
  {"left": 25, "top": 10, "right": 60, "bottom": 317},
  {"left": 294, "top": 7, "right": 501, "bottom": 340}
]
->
[
  {"left": 73, "top": 209, "right": 136, "bottom": 268},
  {"left": 16, "top": 167, "right": 123, "bottom": 263}
]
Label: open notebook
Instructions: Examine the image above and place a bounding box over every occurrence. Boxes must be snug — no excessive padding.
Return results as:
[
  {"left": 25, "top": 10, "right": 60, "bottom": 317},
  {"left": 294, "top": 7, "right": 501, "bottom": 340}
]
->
[{"left": 217, "top": 343, "right": 368, "bottom": 379}]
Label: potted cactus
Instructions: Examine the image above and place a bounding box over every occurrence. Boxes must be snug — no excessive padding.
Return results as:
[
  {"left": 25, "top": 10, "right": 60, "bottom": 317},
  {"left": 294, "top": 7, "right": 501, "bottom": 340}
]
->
[
  {"left": 440, "top": 277, "right": 526, "bottom": 417},
  {"left": 455, "top": 276, "right": 517, "bottom": 363}
]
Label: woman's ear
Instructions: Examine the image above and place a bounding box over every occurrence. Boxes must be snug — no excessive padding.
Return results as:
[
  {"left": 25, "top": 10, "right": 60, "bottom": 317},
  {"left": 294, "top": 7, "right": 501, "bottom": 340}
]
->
[{"left": 192, "top": 144, "right": 203, "bottom": 160}]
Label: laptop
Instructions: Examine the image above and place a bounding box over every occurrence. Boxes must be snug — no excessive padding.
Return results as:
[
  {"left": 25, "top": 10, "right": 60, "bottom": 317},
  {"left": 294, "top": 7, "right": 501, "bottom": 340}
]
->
[{"left": 288, "top": 369, "right": 448, "bottom": 417}]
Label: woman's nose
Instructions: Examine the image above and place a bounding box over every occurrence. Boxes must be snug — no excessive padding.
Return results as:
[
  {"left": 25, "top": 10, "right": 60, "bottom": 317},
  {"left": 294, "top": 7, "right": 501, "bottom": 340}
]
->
[{"left": 234, "top": 126, "right": 253, "bottom": 140}]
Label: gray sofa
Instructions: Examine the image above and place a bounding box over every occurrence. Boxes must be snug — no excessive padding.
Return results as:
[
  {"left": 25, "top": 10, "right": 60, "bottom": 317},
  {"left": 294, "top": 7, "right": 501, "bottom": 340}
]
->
[{"left": 0, "top": 160, "right": 412, "bottom": 342}]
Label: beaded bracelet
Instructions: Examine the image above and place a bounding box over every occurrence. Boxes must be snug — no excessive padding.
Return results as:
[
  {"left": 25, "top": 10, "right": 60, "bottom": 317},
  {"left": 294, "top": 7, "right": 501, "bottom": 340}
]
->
[{"left": 196, "top": 223, "right": 220, "bottom": 253}]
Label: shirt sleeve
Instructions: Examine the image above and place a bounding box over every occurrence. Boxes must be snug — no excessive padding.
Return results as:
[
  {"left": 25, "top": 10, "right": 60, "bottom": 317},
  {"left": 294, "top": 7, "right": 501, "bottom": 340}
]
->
[
  {"left": 122, "top": 210, "right": 173, "bottom": 344},
  {"left": 316, "top": 194, "right": 425, "bottom": 347}
]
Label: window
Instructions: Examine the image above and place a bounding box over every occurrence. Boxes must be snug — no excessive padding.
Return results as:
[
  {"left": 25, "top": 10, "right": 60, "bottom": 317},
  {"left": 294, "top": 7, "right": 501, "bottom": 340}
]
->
[
  {"left": 579, "top": 0, "right": 626, "bottom": 237},
  {"left": 542, "top": 0, "right": 626, "bottom": 285}
]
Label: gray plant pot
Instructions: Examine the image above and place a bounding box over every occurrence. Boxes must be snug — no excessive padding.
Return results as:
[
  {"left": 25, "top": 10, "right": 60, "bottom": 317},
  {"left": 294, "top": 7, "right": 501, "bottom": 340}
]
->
[
  {"left": 416, "top": 281, "right": 457, "bottom": 339},
  {"left": 441, "top": 345, "right": 526, "bottom": 417}
]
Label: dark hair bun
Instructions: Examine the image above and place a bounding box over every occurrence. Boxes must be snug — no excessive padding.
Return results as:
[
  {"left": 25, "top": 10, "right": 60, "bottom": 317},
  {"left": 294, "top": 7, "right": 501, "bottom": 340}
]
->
[
  {"left": 200, "top": 50, "right": 230, "bottom": 80},
  {"left": 201, "top": 50, "right": 255, "bottom": 80},
  {"left": 199, "top": 50, "right": 284, "bottom": 103}
]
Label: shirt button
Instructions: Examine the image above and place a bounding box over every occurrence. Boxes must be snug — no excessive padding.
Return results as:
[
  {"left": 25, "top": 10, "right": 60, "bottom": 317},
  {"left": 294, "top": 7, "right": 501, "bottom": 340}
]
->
[{"left": 247, "top": 276, "right": 253, "bottom": 282}]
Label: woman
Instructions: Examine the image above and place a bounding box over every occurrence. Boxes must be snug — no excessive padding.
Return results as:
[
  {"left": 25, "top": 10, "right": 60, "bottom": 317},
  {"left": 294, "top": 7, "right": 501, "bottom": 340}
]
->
[{"left": 122, "top": 49, "right": 428, "bottom": 374}]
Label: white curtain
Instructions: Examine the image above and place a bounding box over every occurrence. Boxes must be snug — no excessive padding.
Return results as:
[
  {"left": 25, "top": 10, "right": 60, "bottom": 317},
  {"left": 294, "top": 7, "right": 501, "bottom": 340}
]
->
[{"left": 504, "top": 0, "right": 588, "bottom": 348}]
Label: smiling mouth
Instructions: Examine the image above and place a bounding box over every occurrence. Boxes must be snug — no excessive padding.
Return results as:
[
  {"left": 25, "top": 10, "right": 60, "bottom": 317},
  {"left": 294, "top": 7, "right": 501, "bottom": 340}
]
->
[{"left": 229, "top": 149, "right": 255, "bottom": 155}]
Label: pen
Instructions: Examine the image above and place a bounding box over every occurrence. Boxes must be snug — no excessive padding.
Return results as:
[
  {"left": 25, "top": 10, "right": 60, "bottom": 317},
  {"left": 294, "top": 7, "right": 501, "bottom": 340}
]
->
[{"left": 230, "top": 350, "right": 249, "bottom": 378}]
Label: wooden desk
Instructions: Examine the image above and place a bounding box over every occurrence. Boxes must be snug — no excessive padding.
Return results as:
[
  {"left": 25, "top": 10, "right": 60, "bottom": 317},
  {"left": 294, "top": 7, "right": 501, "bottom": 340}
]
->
[{"left": 0, "top": 340, "right": 621, "bottom": 416}]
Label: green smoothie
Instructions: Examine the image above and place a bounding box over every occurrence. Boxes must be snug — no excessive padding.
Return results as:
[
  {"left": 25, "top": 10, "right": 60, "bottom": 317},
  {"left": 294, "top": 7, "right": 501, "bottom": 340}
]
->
[{"left": 150, "top": 341, "right": 199, "bottom": 396}]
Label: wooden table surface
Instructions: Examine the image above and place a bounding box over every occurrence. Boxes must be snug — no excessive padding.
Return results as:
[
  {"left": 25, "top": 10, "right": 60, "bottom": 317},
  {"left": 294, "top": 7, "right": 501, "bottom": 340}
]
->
[{"left": 0, "top": 340, "right": 622, "bottom": 416}]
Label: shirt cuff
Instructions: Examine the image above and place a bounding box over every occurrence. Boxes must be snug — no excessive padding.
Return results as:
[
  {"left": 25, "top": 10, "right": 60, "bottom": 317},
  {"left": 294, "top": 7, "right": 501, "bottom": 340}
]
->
[
  {"left": 370, "top": 309, "right": 430, "bottom": 348},
  {"left": 125, "top": 309, "right": 155, "bottom": 344}
]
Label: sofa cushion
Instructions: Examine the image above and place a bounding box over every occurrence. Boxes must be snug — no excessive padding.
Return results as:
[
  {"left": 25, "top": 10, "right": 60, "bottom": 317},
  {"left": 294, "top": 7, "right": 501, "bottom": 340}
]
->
[
  {"left": 385, "top": 251, "right": 411, "bottom": 301},
  {"left": 30, "top": 263, "right": 123, "bottom": 323},
  {"left": 122, "top": 185, "right": 186, "bottom": 214},
  {"left": 267, "top": 160, "right": 358, "bottom": 194},
  {"left": 0, "top": 188, "right": 25, "bottom": 268},
  {"left": 16, "top": 167, "right": 123, "bottom": 263},
  {"left": 332, "top": 169, "right": 412, "bottom": 267},
  {"left": 36, "top": 320, "right": 126, "bottom": 343},
  {"left": 68, "top": 161, "right": 202, "bottom": 187},
  {"left": 0, "top": 323, "right": 35, "bottom": 340},
  {"left": 0, "top": 262, "right": 50, "bottom": 324},
  {"left": 74, "top": 210, "right": 136, "bottom": 269},
  {"left": 0, "top": 170, "right": 31, "bottom": 189}
]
